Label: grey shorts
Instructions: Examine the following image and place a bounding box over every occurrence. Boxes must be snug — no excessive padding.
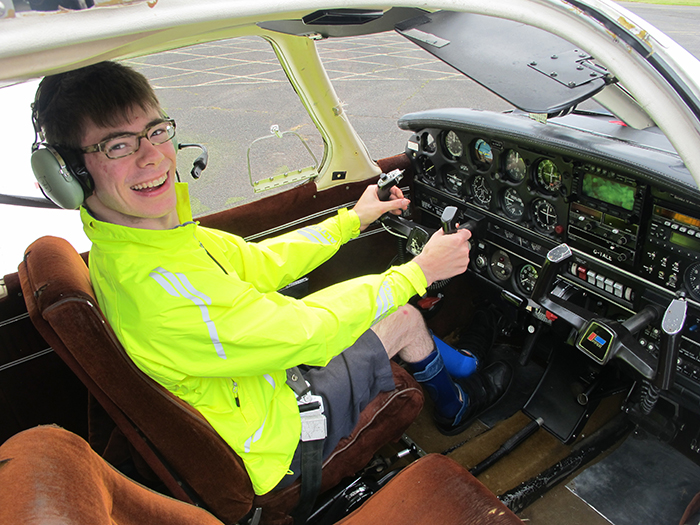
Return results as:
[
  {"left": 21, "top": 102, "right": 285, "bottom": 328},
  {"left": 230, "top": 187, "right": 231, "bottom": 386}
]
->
[{"left": 274, "top": 329, "right": 395, "bottom": 490}]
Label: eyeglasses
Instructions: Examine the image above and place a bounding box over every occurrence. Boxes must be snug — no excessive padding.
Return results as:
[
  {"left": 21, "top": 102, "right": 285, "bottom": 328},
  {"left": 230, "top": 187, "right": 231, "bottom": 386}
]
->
[{"left": 81, "top": 119, "right": 177, "bottom": 159}]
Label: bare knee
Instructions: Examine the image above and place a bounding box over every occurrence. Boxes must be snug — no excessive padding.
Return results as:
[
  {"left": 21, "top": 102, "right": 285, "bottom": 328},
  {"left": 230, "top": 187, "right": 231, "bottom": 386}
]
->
[{"left": 372, "top": 305, "right": 433, "bottom": 362}]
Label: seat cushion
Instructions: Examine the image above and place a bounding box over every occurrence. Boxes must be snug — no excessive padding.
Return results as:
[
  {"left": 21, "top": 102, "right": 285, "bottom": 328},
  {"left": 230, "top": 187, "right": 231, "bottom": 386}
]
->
[
  {"left": 0, "top": 426, "right": 224, "bottom": 525},
  {"left": 337, "top": 453, "right": 524, "bottom": 525}
]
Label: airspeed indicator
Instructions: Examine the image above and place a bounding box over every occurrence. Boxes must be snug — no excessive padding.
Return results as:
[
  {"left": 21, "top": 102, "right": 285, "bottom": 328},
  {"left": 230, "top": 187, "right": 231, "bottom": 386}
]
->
[{"left": 444, "top": 130, "right": 463, "bottom": 159}]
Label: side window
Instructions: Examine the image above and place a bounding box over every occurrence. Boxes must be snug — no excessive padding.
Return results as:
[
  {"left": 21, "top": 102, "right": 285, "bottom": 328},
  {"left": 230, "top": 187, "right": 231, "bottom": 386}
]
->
[
  {"left": 314, "top": 32, "right": 510, "bottom": 161},
  {"left": 128, "top": 36, "right": 324, "bottom": 217}
]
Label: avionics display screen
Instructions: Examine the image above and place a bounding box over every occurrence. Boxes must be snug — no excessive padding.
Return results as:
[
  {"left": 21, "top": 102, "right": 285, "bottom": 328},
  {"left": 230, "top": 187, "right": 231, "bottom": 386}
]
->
[
  {"left": 581, "top": 172, "right": 635, "bottom": 211},
  {"left": 654, "top": 206, "right": 700, "bottom": 229},
  {"left": 670, "top": 232, "right": 700, "bottom": 252}
]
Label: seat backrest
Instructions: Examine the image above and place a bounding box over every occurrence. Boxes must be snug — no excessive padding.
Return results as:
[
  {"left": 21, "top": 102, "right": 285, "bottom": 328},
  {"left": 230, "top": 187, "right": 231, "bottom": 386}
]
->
[{"left": 19, "top": 236, "right": 255, "bottom": 524}]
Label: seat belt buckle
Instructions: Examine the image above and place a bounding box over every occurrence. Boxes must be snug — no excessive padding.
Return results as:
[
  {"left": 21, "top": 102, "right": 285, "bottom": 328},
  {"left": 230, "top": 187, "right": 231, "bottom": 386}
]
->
[{"left": 297, "top": 393, "right": 327, "bottom": 442}]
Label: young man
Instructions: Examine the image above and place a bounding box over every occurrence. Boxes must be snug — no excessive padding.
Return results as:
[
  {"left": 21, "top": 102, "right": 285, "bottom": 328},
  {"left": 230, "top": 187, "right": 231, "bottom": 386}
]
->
[{"left": 32, "top": 61, "right": 511, "bottom": 495}]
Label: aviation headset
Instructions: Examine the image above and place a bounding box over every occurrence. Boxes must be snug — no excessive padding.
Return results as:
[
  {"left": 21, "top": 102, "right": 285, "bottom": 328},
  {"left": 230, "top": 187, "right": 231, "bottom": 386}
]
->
[{"left": 30, "top": 84, "right": 95, "bottom": 210}]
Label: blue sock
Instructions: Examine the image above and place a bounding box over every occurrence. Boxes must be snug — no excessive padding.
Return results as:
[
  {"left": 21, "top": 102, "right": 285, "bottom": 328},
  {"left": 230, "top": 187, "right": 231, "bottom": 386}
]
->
[
  {"left": 433, "top": 334, "right": 478, "bottom": 379},
  {"left": 411, "top": 351, "right": 464, "bottom": 420}
]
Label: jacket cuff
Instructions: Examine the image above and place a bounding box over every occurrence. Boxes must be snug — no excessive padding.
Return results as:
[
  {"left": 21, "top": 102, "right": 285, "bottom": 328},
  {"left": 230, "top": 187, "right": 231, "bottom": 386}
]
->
[
  {"left": 338, "top": 207, "right": 361, "bottom": 242},
  {"left": 398, "top": 261, "right": 428, "bottom": 297}
]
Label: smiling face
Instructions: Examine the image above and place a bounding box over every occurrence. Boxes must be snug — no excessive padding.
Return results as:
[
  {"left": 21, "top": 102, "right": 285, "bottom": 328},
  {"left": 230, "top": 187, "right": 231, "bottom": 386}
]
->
[{"left": 82, "top": 105, "right": 179, "bottom": 230}]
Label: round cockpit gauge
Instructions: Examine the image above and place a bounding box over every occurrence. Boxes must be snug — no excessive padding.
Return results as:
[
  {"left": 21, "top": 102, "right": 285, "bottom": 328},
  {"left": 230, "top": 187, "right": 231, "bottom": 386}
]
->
[
  {"left": 471, "top": 174, "right": 492, "bottom": 207},
  {"left": 444, "top": 130, "right": 463, "bottom": 159},
  {"left": 501, "top": 188, "right": 525, "bottom": 221},
  {"left": 532, "top": 199, "right": 558, "bottom": 232},
  {"left": 504, "top": 150, "right": 527, "bottom": 182},
  {"left": 536, "top": 159, "right": 562, "bottom": 192},
  {"left": 418, "top": 157, "right": 436, "bottom": 185},
  {"left": 518, "top": 264, "right": 539, "bottom": 294},
  {"left": 472, "top": 139, "right": 493, "bottom": 170},
  {"left": 684, "top": 262, "right": 700, "bottom": 301},
  {"left": 490, "top": 249, "right": 513, "bottom": 281},
  {"left": 444, "top": 169, "right": 467, "bottom": 195},
  {"left": 422, "top": 133, "right": 436, "bottom": 154}
]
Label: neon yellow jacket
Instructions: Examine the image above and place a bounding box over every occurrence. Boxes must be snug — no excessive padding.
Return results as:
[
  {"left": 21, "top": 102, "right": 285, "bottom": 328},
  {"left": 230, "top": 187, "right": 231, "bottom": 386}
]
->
[{"left": 81, "top": 183, "right": 427, "bottom": 494}]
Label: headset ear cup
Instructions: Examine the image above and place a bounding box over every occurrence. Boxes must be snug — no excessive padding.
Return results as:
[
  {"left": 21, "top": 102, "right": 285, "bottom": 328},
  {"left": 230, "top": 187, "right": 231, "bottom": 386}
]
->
[{"left": 31, "top": 145, "right": 92, "bottom": 209}]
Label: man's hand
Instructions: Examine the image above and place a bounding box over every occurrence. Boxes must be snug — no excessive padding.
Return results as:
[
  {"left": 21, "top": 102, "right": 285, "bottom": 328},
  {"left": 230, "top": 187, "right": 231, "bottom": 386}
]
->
[
  {"left": 413, "top": 228, "right": 472, "bottom": 286},
  {"left": 353, "top": 184, "right": 409, "bottom": 231}
]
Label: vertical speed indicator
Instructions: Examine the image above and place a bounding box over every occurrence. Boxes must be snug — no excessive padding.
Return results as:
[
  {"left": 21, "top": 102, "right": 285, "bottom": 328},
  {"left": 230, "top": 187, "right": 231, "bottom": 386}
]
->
[{"left": 501, "top": 188, "right": 525, "bottom": 220}]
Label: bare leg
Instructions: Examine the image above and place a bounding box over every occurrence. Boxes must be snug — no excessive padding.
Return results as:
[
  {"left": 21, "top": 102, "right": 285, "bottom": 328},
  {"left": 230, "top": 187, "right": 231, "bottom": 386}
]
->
[{"left": 371, "top": 305, "right": 434, "bottom": 363}]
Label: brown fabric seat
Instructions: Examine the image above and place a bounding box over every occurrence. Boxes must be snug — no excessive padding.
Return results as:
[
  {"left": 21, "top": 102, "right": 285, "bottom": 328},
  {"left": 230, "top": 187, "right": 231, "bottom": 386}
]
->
[
  {"left": 0, "top": 426, "right": 524, "bottom": 525},
  {"left": 18, "top": 235, "right": 424, "bottom": 525}
]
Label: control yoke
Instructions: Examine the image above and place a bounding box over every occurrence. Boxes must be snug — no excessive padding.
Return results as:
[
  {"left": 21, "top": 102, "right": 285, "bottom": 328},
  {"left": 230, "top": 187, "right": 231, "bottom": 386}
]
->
[
  {"left": 376, "top": 170, "right": 482, "bottom": 256},
  {"left": 532, "top": 243, "right": 685, "bottom": 386},
  {"left": 377, "top": 169, "right": 434, "bottom": 256}
]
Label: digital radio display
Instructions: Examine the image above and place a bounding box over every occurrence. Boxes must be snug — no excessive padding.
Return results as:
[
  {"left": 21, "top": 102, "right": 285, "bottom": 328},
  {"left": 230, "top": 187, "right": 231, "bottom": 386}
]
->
[
  {"left": 670, "top": 232, "right": 700, "bottom": 252},
  {"left": 654, "top": 206, "right": 700, "bottom": 229},
  {"left": 582, "top": 172, "right": 635, "bottom": 211}
]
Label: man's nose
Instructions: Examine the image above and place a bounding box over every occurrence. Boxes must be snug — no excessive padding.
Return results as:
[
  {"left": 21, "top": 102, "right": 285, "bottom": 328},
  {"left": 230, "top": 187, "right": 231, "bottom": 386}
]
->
[{"left": 136, "top": 136, "right": 164, "bottom": 161}]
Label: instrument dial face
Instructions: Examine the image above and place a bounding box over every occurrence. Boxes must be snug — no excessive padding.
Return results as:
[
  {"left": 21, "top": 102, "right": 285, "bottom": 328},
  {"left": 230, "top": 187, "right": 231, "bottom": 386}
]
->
[
  {"left": 501, "top": 188, "right": 525, "bottom": 220},
  {"left": 471, "top": 174, "right": 492, "bottom": 207},
  {"left": 422, "top": 133, "right": 436, "bottom": 154},
  {"left": 536, "top": 159, "right": 562, "bottom": 192},
  {"left": 518, "top": 264, "right": 539, "bottom": 294},
  {"left": 419, "top": 157, "right": 436, "bottom": 185},
  {"left": 444, "top": 131, "right": 463, "bottom": 159},
  {"left": 443, "top": 169, "right": 466, "bottom": 195},
  {"left": 504, "top": 150, "right": 527, "bottom": 182},
  {"left": 490, "top": 249, "right": 513, "bottom": 281},
  {"left": 685, "top": 262, "right": 700, "bottom": 301},
  {"left": 472, "top": 139, "right": 493, "bottom": 171},
  {"left": 532, "top": 199, "right": 558, "bottom": 232}
]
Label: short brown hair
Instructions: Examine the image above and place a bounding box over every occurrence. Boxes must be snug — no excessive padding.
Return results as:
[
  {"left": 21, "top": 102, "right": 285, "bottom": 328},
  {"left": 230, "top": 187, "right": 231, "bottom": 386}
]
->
[{"left": 34, "top": 61, "right": 160, "bottom": 150}]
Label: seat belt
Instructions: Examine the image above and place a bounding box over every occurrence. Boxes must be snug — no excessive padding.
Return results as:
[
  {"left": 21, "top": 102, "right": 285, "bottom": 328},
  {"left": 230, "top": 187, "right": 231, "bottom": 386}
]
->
[{"left": 286, "top": 367, "right": 326, "bottom": 524}]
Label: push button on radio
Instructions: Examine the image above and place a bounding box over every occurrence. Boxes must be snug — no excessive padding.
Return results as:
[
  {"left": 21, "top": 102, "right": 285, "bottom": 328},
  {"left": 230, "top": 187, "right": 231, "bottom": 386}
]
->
[{"left": 569, "top": 264, "right": 634, "bottom": 302}]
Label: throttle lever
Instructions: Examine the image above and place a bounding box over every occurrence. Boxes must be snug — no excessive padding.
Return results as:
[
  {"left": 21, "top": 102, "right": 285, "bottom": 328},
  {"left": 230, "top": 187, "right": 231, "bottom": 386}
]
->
[{"left": 655, "top": 294, "right": 687, "bottom": 390}]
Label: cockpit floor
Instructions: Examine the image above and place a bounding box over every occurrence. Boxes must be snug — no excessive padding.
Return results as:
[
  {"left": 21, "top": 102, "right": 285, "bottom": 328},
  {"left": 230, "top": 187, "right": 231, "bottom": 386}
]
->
[
  {"left": 404, "top": 382, "right": 628, "bottom": 524},
  {"left": 567, "top": 430, "right": 700, "bottom": 525}
]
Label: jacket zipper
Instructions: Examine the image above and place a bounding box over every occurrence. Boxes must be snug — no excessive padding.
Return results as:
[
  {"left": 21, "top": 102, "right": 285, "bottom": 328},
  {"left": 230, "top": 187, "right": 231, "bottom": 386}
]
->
[
  {"left": 232, "top": 380, "right": 240, "bottom": 407},
  {"left": 199, "top": 241, "right": 229, "bottom": 275}
]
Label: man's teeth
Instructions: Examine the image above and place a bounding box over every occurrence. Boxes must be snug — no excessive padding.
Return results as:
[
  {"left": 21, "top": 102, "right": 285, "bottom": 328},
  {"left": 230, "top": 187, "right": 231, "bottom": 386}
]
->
[{"left": 131, "top": 174, "right": 167, "bottom": 190}]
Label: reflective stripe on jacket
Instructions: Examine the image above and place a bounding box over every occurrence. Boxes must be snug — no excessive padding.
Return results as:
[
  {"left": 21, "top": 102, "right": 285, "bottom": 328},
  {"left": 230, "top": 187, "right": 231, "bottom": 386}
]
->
[{"left": 81, "top": 183, "right": 427, "bottom": 494}]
